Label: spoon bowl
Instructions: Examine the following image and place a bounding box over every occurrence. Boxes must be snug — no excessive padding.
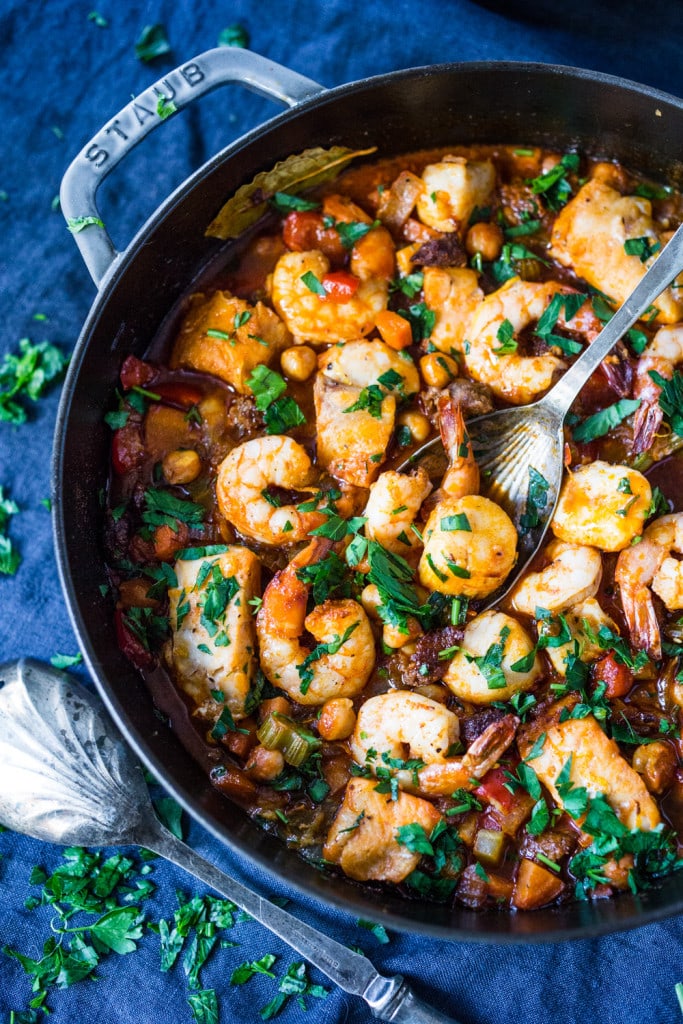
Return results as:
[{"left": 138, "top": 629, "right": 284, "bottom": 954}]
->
[{"left": 0, "top": 658, "right": 459, "bottom": 1024}]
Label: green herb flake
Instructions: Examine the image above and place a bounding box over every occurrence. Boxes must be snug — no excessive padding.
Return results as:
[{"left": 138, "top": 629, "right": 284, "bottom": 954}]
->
[
  {"left": 357, "top": 919, "right": 390, "bottom": 944},
  {"left": 624, "top": 236, "right": 661, "bottom": 262},
  {"left": 492, "top": 318, "right": 517, "bottom": 355},
  {"left": 156, "top": 95, "right": 177, "bottom": 120},
  {"left": 49, "top": 652, "right": 83, "bottom": 670},
  {"left": 441, "top": 513, "right": 471, "bottom": 532},
  {"left": 187, "top": 989, "right": 219, "bottom": 1024},
  {"left": 527, "top": 152, "right": 580, "bottom": 210},
  {"left": 297, "top": 622, "right": 359, "bottom": 693},
  {"left": 466, "top": 626, "right": 511, "bottom": 689},
  {"left": 217, "top": 23, "right": 250, "bottom": 48},
  {"left": 300, "top": 270, "right": 326, "bottom": 296},
  {"left": 88, "top": 10, "right": 108, "bottom": 27},
  {"left": 66, "top": 216, "right": 105, "bottom": 233},
  {"left": 269, "top": 192, "right": 320, "bottom": 213},
  {"left": 572, "top": 398, "right": 641, "bottom": 443},
  {"left": 134, "top": 23, "right": 171, "bottom": 62},
  {"left": 397, "top": 302, "right": 436, "bottom": 343}
]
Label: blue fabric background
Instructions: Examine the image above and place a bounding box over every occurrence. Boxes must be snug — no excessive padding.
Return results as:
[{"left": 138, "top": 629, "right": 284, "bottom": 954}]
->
[{"left": 2, "top": 0, "right": 683, "bottom": 1020}]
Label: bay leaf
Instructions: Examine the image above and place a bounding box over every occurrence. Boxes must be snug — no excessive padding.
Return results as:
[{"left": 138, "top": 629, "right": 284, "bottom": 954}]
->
[{"left": 205, "top": 145, "right": 377, "bottom": 239}]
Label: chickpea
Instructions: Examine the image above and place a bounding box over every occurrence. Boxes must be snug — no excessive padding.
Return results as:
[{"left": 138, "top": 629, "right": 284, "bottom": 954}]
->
[
  {"left": 318, "top": 697, "right": 356, "bottom": 741},
  {"left": 360, "top": 583, "right": 383, "bottom": 620},
  {"left": 280, "top": 345, "right": 317, "bottom": 382},
  {"left": 465, "top": 221, "right": 504, "bottom": 262},
  {"left": 245, "top": 745, "right": 285, "bottom": 782},
  {"left": 420, "top": 352, "right": 459, "bottom": 389},
  {"left": 632, "top": 740, "right": 677, "bottom": 794},
  {"left": 396, "top": 409, "right": 431, "bottom": 444},
  {"left": 162, "top": 448, "right": 202, "bottom": 485},
  {"left": 258, "top": 696, "right": 292, "bottom": 723}
]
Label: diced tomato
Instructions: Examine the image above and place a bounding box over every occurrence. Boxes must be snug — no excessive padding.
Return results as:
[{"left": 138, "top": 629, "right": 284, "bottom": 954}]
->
[
  {"left": 114, "top": 608, "right": 154, "bottom": 670},
  {"left": 120, "top": 354, "right": 156, "bottom": 390},
  {"left": 592, "top": 651, "right": 634, "bottom": 699},
  {"left": 111, "top": 424, "right": 145, "bottom": 475},
  {"left": 282, "top": 211, "right": 345, "bottom": 261},
  {"left": 474, "top": 766, "right": 518, "bottom": 816},
  {"left": 322, "top": 270, "right": 361, "bottom": 302},
  {"left": 153, "top": 381, "right": 204, "bottom": 410}
]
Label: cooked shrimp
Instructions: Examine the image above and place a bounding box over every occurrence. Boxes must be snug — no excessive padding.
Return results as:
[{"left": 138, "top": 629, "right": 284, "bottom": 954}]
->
[
  {"left": 423, "top": 267, "right": 484, "bottom": 355},
  {"left": 416, "top": 157, "right": 496, "bottom": 233},
  {"left": 167, "top": 547, "right": 261, "bottom": 721},
  {"left": 616, "top": 512, "right": 683, "bottom": 660},
  {"left": 363, "top": 466, "right": 432, "bottom": 562},
  {"left": 551, "top": 461, "right": 651, "bottom": 552},
  {"left": 256, "top": 540, "right": 375, "bottom": 705},
  {"left": 543, "top": 597, "right": 619, "bottom": 677},
  {"left": 443, "top": 610, "right": 542, "bottom": 704},
  {"left": 314, "top": 339, "right": 420, "bottom": 487},
  {"left": 632, "top": 324, "right": 683, "bottom": 452},
  {"left": 519, "top": 714, "right": 661, "bottom": 831},
  {"left": 216, "top": 435, "right": 324, "bottom": 546},
  {"left": 438, "top": 393, "right": 480, "bottom": 499},
  {"left": 464, "top": 278, "right": 569, "bottom": 404},
  {"left": 509, "top": 539, "right": 602, "bottom": 616},
  {"left": 419, "top": 494, "right": 518, "bottom": 598},
  {"left": 550, "top": 178, "right": 683, "bottom": 323},
  {"left": 323, "top": 777, "right": 442, "bottom": 883},
  {"left": 270, "top": 250, "right": 387, "bottom": 344},
  {"left": 350, "top": 690, "right": 518, "bottom": 797}
]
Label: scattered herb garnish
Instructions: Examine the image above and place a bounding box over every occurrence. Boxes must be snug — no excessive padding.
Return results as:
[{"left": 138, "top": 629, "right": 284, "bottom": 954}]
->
[
  {"left": 572, "top": 398, "right": 641, "bottom": 443},
  {"left": 66, "top": 215, "right": 105, "bottom": 233},
  {"left": 650, "top": 369, "right": 683, "bottom": 437},
  {"left": 217, "top": 23, "right": 250, "bottom": 48},
  {"left": 0, "top": 486, "right": 21, "bottom": 575},
  {"left": 519, "top": 466, "right": 550, "bottom": 534},
  {"left": 297, "top": 622, "right": 359, "bottom": 694},
  {"left": 527, "top": 152, "right": 580, "bottom": 210},
  {"left": 624, "top": 236, "right": 661, "bottom": 262},
  {"left": 0, "top": 337, "right": 68, "bottom": 423},
  {"left": 134, "top": 23, "right": 171, "bottom": 62},
  {"left": 246, "top": 365, "right": 306, "bottom": 433}
]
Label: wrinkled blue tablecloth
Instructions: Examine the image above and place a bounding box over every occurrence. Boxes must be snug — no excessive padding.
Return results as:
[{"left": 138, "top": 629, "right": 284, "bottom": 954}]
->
[{"left": 2, "top": 1, "right": 683, "bottom": 1021}]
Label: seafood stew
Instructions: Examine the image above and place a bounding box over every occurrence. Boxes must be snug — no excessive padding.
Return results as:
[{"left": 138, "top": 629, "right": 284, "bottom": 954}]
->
[{"left": 105, "top": 144, "right": 683, "bottom": 912}]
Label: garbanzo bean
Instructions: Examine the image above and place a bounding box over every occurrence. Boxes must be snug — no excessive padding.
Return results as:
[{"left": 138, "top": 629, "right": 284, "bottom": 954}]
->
[
  {"left": 245, "top": 745, "right": 286, "bottom": 782},
  {"left": 318, "top": 697, "right": 357, "bottom": 741},
  {"left": 162, "top": 448, "right": 201, "bottom": 485},
  {"left": 420, "top": 352, "right": 459, "bottom": 388},
  {"left": 280, "top": 344, "right": 317, "bottom": 381},
  {"left": 465, "top": 221, "right": 504, "bottom": 261},
  {"left": 396, "top": 409, "right": 431, "bottom": 444}
]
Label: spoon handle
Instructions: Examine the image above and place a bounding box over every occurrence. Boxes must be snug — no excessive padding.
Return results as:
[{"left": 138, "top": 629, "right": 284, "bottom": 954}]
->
[
  {"left": 542, "top": 220, "right": 683, "bottom": 418},
  {"left": 142, "top": 817, "right": 461, "bottom": 1023}
]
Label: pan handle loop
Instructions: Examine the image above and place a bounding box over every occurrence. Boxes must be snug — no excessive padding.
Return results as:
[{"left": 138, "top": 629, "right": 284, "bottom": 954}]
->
[{"left": 59, "top": 47, "right": 325, "bottom": 287}]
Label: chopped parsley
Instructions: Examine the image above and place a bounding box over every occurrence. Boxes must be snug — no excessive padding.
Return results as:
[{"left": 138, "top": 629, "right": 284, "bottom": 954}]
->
[
  {"left": 519, "top": 466, "right": 550, "bottom": 534},
  {"left": 246, "top": 365, "right": 306, "bottom": 433},
  {"left": 650, "top": 368, "right": 683, "bottom": 437},
  {"left": 466, "top": 626, "right": 511, "bottom": 689},
  {"left": 534, "top": 291, "right": 587, "bottom": 356},
  {"left": 334, "top": 219, "right": 380, "bottom": 249},
  {"left": 357, "top": 919, "right": 390, "bottom": 944},
  {"left": 0, "top": 337, "right": 68, "bottom": 423},
  {"left": 269, "top": 192, "right": 319, "bottom": 213},
  {"left": 156, "top": 95, "right": 177, "bottom": 120},
  {"left": 49, "top": 652, "right": 83, "bottom": 670},
  {"left": 295, "top": 551, "right": 350, "bottom": 603},
  {"left": 217, "top": 23, "right": 250, "bottom": 48},
  {"left": 390, "top": 271, "right": 424, "bottom": 298},
  {"left": 134, "top": 23, "right": 171, "bottom": 62},
  {"left": 527, "top": 152, "right": 580, "bottom": 210},
  {"left": 571, "top": 398, "right": 641, "bottom": 443},
  {"left": 142, "top": 487, "right": 206, "bottom": 532},
  {"left": 344, "top": 383, "right": 385, "bottom": 419},
  {"left": 66, "top": 216, "right": 105, "bottom": 232},
  {"left": 624, "top": 236, "right": 661, "bottom": 262},
  {"left": 0, "top": 486, "right": 20, "bottom": 575},
  {"left": 300, "top": 270, "right": 326, "bottom": 296},
  {"left": 492, "top": 318, "right": 517, "bottom": 355}
]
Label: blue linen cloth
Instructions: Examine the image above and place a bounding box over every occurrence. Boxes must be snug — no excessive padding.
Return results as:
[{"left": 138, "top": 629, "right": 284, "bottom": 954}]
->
[{"left": 1, "top": 0, "right": 683, "bottom": 1021}]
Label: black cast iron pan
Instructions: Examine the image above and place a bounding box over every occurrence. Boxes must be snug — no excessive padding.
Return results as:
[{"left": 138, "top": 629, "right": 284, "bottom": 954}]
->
[{"left": 53, "top": 47, "right": 683, "bottom": 941}]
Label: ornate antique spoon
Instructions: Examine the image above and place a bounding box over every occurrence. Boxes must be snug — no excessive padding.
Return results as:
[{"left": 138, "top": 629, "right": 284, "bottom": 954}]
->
[
  {"left": 0, "top": 658, "right": 459, "bottom": 1024},
  {"left": 401, "top": 221, "right": 683, "bottom": 606}
]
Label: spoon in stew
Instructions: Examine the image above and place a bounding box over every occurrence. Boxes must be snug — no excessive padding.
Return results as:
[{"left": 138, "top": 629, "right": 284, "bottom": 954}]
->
[
  {"left": 0, "top": 658, "right": 461, "bottom": 1024},
  {"left": 399, "top": 220, "right": 683, "bottom": 606}
]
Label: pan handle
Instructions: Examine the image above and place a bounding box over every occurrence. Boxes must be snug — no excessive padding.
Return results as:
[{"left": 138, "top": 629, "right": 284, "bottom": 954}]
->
[{"left": 59, "top": 47, "right": 325, "bottom": 287}]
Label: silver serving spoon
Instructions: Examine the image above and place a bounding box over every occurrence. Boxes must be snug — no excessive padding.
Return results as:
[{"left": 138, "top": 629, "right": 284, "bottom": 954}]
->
[
  {"left": 403, "top": 221, "right": 683, "bottom": 606},
  {"left": 0, "top": 658, "right": 459, "bottom": 1024}
]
